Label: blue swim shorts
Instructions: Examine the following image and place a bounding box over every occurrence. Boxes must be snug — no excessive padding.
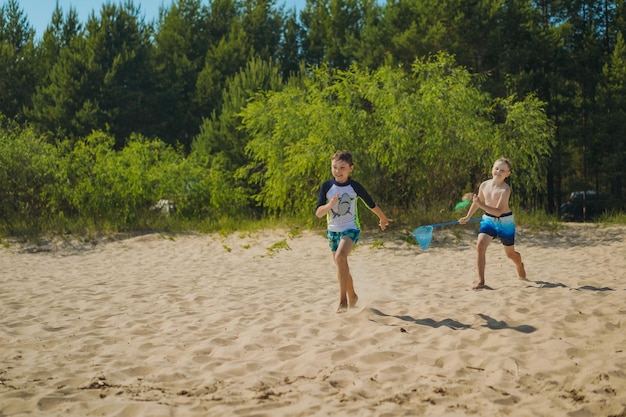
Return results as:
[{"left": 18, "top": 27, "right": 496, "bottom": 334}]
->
[
  {"left": 479, "top": 212, "right": 516, "bottom": 246},
  {"left": 327, "top": 229, "right": 361, "bottom": 252}
]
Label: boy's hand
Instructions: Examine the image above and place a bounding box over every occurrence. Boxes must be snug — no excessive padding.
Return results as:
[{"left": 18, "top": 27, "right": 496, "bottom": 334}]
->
[
  {"left": 379, "top": 218, "right": 392, "bottom": 231},
  {"left": 458, "top": 216, "right": 469, "bottom": 224}
]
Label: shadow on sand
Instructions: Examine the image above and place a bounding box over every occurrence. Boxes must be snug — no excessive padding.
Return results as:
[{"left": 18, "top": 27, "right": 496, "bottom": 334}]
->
[
  {"left": 368, "top": 308, "right": 537, "bottom": 333},
  {"left": 477, "top": 313, "right": 537, "bottom": 333},
  {"left": 368, "top": 308, "right": 471, "bottom": 330},
  {"left": 526, "top": 281, "right": 614, "bottom": 291}
]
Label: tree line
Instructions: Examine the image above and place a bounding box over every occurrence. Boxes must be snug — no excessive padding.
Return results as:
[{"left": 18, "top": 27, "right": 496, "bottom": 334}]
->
[{"left": 0, "top": 0, "right": 624, "bottom": 234}]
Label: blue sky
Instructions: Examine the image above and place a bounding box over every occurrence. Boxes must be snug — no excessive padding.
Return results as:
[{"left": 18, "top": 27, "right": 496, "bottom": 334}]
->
[{"left": 15, "top": 0, "right": 305, "bottom": 39}]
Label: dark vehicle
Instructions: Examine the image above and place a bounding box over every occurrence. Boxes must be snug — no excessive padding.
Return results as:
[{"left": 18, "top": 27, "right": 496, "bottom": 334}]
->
[{"left": 559, "top": 191, "right": 607, "bottom": 222}]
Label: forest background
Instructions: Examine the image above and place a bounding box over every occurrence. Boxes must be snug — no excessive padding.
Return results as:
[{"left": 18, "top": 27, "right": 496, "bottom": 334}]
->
[{"left": 1, "top": 0, "right": 625, "bottom": 236}]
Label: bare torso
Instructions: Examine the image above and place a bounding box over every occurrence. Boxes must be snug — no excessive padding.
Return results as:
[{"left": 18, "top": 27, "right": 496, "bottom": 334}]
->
[{"left": 478, "top": 178, "right": 511, "bottom": 216}]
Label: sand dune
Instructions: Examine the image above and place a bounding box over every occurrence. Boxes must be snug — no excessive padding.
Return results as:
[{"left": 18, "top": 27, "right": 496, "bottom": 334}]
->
[{"left": 1, "top": 223, "right": 625, "bottom": 416}]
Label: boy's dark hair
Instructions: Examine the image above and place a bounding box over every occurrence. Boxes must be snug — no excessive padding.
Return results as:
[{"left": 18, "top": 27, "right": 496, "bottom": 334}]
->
[{"left": 332, "top": 150, "right": 353, "bottom": 165}]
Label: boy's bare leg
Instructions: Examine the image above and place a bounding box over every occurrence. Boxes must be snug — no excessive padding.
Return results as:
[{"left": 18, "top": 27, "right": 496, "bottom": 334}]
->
[
  {"left": 336, "top": 301, "right": 348, "bottom": 313},
  {"left": 474, "top": 234, "right": 492, "bottom": 289},
  {"left": 504, "top": 245, "right": 526, "bottom": 279},
  {"left": 334, "top": 237, "right": 355, "bottom": 313},
  {"left": 347, "top": 273, "right": 358, "bottom": 308}
]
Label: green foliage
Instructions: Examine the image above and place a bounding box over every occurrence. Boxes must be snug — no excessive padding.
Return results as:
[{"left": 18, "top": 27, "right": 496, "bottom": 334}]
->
[
  {"left": 0, "top": 124, "right": 61, "bottom": 232},
  {"left": 300, "top": 0, "right": 381, "bottom": 69},
  {"left": 0, "top": 0, "right": 37, "bottom": 120},
  {"left": 491, "top": 94, "right": 555, "bottom": 205},
  {"left": 597, "top": 211, "right": 626, "bottom": 224},
  {"left": 0, "top": 121, "right": 253, "bottom": 235},
  {"left": 277, "top": 10, "right": 302, "bottom": 78},
  {"left": 58, "top": 132, "right": 251, "bottom": 228},
  {"left": 28, "top": 34, "right": 91, "bottom": 140},
  {"left": 241, "top": 53, "right": 554, "bottom": 217},
  {"left": 196, "top": 24, "right": 253, "bottom": 118},
  {"left": 1, "top": 0, "right": 626, "bottom": 235},
  {"left": 37, "top": 3, "right": 82, "bottom": 80},
  {"left": 239, "top": 77, "right": 338, "bottom": 216},
  {"left": 593, "top": 32, "right": 626, "bottom": 202},
  {"left": 394, "top": 53, "right": 493, "bottom": 204},
  {"left": 240, "top": 0, "right": 284, "bottom": 60},
  {"left": 369, "top": 240, "right": 385, "bottom": 249},
  {"left": 177, "top": 151, "right": 250, "bottom": 219},
  {"left": 152, "top": 0, "right": 213, "bottom": 148},
  {"left": 194, "top": 56, "right": 285, "bottom": 165},
  {"left": 265, "top": 238, "right": 290, "bottom": 256},
  {"left": 59, "top": 132, "right": 173, "bottom": 226},
  {"left": 28, "top": 1, "right": 156, "bottom": 144}
]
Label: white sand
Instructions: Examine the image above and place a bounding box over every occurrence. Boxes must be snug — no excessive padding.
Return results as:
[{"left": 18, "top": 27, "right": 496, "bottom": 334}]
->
[{"left": 1, "top": 223, "right": 625, "bottom": 416}]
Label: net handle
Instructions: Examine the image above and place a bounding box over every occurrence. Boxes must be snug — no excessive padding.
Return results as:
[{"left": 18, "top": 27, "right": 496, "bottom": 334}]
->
[{"left": 430, "top": 217, "right": 480, "bottom": 228}]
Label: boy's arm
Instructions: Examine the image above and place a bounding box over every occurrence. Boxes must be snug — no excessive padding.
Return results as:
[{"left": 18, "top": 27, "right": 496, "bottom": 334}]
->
[
  {"left": 459, "top": 200, "right": 480, "bottom": 224},
  {"left": 459, "top": 183, "right": 484, "bottom": 224},
  {"left": 315, "top": 181, "right": 336, "bottom": 218},
  {"left": 370, "top": 206, "right": 391, "bottom": 231},
  {"left": 350, "top": 180, "right": 391, "bottom": 230},
  {"left": 315, "top": 194, "right": 338, "bottom": 218}
]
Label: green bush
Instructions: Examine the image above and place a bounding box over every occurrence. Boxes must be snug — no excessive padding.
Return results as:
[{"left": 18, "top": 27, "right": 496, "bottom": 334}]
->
[
  {"left": 58, "top": 131, "right": 242, "bottom": 229},
  {"left": 0, "top": 126, "right": 62, "bottom": 233},
  {"left": 241, "top": 54, "right": 554, "bottom": 217},
  {"left": 0, "top": 126, "right": 254, "bottom": 235}
]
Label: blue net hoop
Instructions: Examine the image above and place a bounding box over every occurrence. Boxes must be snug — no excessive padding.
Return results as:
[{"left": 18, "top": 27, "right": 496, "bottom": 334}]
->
[{"left": 412, "top": 225, "right": 433, "bottom": 250}]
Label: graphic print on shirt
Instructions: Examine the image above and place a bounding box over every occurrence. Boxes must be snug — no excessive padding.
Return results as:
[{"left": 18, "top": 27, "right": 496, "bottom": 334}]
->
[
  {"left": 317, "top": 178, "right": 376, "bottom": 233},
  {"left": 331, "top": 193, "right": 354, "bottom": 218}
]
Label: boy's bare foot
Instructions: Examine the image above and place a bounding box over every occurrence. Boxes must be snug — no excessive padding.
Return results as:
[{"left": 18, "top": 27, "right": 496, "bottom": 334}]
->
[
  {"left": 336, "top": 301, "right": 348, "bottom": 314},
  {"left": 473, "top": 281, "right": 486, "bottom": 290},
  {"left": 517, "top": 262, "right": 527, "bottom": 279},
  {"left": 349, "top": 293, "right": 358, "bottom": 309}
]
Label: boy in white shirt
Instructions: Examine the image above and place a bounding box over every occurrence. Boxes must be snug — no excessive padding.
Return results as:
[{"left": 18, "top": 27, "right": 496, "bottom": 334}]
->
[{"left": 316, "top": 151, "right": 391, "bottom": 313}]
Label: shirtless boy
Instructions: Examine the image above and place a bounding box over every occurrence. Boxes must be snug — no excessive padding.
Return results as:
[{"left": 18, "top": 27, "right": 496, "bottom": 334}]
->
[{"left": 459, "top": 158, "right": 526, "bottom": 289}]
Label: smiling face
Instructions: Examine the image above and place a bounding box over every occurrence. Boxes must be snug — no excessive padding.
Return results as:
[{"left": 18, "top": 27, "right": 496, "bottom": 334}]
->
[
  {"left": 491, "top": 160, "right": 511, "bottom": 182},
  {"left": 331, "top": 158, "right": 354, "bottom": 183}
]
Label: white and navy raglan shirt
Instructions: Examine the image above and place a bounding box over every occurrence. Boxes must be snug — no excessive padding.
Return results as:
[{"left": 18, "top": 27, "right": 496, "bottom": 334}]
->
[{"left": 316, "top": 178, "right": 377, "bottom": 232}]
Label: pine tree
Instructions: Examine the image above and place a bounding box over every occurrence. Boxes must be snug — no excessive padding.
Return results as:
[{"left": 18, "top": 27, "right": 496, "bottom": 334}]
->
[{"left": 0, "top": 0, "right": 37, "bottom": 121}]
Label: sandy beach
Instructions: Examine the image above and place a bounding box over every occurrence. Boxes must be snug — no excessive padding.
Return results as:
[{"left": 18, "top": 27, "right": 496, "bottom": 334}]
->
[{"left": 1, "top": 223, "right": 625, "bottom": 416}]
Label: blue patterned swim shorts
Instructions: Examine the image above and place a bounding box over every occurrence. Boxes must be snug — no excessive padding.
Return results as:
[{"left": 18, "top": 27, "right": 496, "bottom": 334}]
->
[
  {"left": 327, "top": 229, "right": 361, "bottom": 252},
  {"left": 479, "top": 212, "right": 516, "bottom": 246}
]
